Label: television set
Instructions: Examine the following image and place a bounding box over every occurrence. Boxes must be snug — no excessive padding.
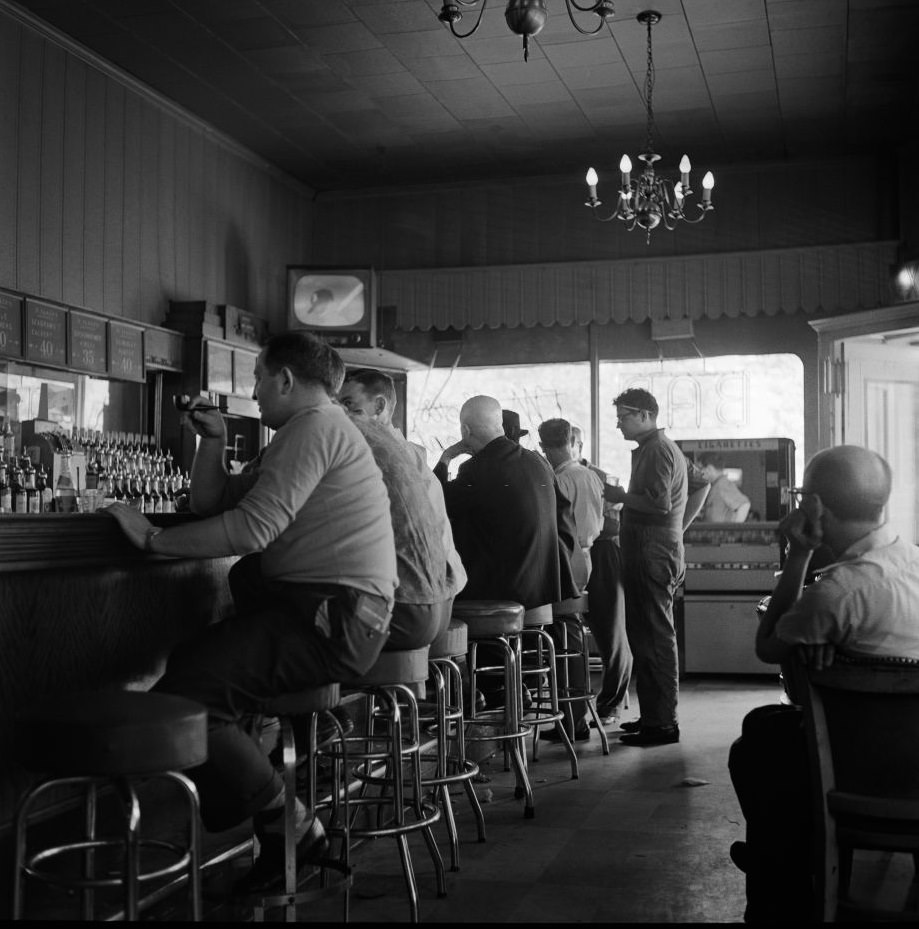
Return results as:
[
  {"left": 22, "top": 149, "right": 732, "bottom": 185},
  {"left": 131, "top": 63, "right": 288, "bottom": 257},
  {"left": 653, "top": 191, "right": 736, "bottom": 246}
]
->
[{"left": 287, "top": 266, "right": 377, "bottom": 348}]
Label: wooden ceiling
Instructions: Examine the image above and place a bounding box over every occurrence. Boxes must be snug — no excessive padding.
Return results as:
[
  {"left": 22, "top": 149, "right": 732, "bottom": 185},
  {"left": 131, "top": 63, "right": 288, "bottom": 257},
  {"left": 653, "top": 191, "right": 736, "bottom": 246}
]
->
[{"left": 11, "top": 0, "right": 919, "bottom": 191}]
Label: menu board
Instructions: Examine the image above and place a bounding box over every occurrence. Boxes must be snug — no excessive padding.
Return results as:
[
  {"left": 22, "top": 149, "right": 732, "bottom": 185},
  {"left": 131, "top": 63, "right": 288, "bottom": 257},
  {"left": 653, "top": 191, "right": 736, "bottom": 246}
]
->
[
  {"left": 144, "top": 327, "right": 183, "bottom": 370},
  {"left": 0, "top": 290, "right": 23, "bottom": 358},
  {"left": 108, "top": 321, "right": 145, "bottom": 382},
  {"left": 205, "top": 341, "right": 233, "bottom": 394},
  {"left": 25, "top": 300, "right": 67, "bottom": 367},
  {"left": 68, "top": 311, "right": 108, "bottom": 375},
  {"left": 233, "top": 349, "right": 257, "bottom": 398}
]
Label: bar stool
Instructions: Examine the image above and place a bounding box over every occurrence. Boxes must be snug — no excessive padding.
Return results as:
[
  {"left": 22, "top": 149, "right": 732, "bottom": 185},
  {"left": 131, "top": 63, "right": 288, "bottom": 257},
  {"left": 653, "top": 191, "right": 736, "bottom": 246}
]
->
[
  {"left": 12, "top": 690, "right": 207, "bottom": 922},
  {"left": 551, "top": 596, "right": 610, "bottom": 756},
  {"left": 421, "top": 620, "right": 486, "bottom": 870},
  {"left": 251, "top": 684, "right": 352, "bottom": 922},
  {"left": 452, "top": 600, "right": 534, "bottom": 819},
  {"left": 334, "top": 647, "right": 446, "bottom": 923},
  {"left": 519, "top": 604, "right": 579, "bottom": 779}
]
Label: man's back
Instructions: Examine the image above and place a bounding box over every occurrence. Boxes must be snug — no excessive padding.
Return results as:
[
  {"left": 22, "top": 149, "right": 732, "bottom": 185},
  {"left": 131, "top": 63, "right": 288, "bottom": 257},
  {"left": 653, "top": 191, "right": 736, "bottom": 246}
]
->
[{"left": 442, "top": 435, "right": 561, "bottom": 608}]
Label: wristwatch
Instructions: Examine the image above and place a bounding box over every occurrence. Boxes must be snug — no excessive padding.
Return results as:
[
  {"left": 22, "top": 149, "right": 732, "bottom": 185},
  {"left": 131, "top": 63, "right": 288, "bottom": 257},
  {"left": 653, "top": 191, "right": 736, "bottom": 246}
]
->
[{"left": 144, "top": 526, "right": 164, "bottom": 552}]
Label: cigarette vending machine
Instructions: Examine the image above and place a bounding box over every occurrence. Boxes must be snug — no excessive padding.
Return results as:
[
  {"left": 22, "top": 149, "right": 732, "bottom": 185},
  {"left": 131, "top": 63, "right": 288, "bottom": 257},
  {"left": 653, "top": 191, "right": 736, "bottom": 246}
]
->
[{"left": 677, "top": 437, "right": 794, "bottom": 675}]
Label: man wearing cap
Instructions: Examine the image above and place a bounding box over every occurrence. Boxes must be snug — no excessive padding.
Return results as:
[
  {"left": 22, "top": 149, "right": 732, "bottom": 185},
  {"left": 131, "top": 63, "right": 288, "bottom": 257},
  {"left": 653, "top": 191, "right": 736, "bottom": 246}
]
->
[{"left": 604, "top": 388, "right": 708, "bottom": 746}]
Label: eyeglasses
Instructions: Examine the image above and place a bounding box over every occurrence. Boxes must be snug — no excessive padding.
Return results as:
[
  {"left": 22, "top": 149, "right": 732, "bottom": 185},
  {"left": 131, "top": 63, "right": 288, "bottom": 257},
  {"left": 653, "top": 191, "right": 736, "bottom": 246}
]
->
[
  {"left": 615, "top": 406, "right": 645, "bottom": 421},
  {"left": 788, "top": 487, "right": 815, "bottom": 506}
]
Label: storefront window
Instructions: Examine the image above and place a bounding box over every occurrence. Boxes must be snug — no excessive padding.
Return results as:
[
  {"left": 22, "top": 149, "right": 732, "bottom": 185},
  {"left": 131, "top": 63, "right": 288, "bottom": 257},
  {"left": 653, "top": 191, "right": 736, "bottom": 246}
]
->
[{"left": 406, "top": 353, "right": 804, "bottom": 484}]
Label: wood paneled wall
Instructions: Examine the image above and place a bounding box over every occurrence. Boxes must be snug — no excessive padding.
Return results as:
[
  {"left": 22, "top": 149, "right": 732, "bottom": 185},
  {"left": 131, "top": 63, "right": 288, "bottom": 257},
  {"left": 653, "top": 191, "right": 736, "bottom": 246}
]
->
[{"left": 0, "top": 12, "right": 313, "bottom": 331}]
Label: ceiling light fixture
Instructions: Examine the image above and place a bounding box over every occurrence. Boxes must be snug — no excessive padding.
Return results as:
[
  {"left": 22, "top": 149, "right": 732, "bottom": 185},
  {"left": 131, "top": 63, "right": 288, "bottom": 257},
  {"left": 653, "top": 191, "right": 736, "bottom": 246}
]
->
[
  {"left": 584, "top": 10, "right": 714, "bottom": 243},
  {"left": 437, "top": 0, "right": 616, "bottom": 62}
]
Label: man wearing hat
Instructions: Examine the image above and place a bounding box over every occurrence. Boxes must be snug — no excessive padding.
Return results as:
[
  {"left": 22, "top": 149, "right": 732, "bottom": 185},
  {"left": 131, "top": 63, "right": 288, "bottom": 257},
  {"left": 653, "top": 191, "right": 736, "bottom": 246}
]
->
[{"left": 502, "top": 409, "right": 529, "bottom": 443}]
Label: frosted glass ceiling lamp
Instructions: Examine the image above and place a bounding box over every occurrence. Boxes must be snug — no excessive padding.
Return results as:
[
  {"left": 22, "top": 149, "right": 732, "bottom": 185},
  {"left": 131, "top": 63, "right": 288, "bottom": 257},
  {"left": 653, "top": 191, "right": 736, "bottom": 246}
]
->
[
  {"left": 437, "top": 0, "right": 615, "bottom": 62},
  {"left": 584, "top": 11, "right": 714, "bottom": 243}
]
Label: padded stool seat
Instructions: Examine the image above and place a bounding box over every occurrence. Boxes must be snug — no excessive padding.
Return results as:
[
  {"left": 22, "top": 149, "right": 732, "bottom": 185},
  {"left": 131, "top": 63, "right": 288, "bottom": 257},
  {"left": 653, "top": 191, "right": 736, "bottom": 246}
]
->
[
  {"left": 344, "top": 647, "right": 429, "bottom": 688},
  {"left": 13, "top": 690, "right": 207, "bottom": 922},
  {"left": 263, "top": 683, "right": 340, "bottom": 717},
  {"left": 429, "top": 621, "right": 468, "bottom": 659},
  {"left": 452, "top": 601, "right": 524, "bottom": 638},
  {"left": 524, "top": 604, "right": 553, "bottom": 626},
  {"left": 17, "top": 691, "right": 207, "bottom": 777}
]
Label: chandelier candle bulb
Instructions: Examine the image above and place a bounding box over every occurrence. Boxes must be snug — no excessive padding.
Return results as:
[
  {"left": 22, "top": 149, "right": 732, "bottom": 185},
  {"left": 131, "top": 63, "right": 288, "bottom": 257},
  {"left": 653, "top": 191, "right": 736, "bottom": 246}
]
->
[
  {"left": 702, "top": 171, "right": 715, "bottom": 204},
  {"left": 619, "top": 154, "right": 632, "bottom": 189},
  {"left": 679, "top": 155, "right": 691, "bottom": 189},
  {"left": 586, "top": 167, "right": 599, "bottom": 200}
]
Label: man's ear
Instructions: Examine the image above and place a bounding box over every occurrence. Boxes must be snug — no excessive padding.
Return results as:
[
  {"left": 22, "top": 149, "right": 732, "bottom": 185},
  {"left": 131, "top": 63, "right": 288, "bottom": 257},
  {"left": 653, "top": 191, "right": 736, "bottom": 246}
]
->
[
  {"left": 279, "top": 366, "right": 296, "bottom": 394},
  {"left": 374, "top": 395, "right": 386, "bottom": 417}
]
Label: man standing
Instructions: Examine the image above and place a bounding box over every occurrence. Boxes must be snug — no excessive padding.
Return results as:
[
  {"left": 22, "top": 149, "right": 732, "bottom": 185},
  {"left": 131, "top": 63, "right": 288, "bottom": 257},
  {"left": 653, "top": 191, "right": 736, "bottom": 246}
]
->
[
  {"left": 571, "top": 425, "right": 632, "bottom": 727},
  {"left": 699, "top": 452, "right": 751, "bottom": 523},
  {"left": 108, "top": 332, "right": 397, "bottom": 895},
  {"left": 537, "top": 418, "right": 604, "bottom": 741},
  {"left": 604, "top": 388, "right": 697, "bottom": 746},
  {"left": 729, "top": 445, "right": 919, "bottom": 923}
]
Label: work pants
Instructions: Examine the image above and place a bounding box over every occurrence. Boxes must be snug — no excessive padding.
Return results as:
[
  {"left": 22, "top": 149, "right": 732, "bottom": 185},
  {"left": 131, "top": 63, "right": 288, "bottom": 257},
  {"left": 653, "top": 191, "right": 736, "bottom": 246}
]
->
[
  {"left": 585, "top": 537, "right": 632, "bottom": 715},
  {"left": 619, "top": 524, "right": 683, "bottom": 729},
  {"left": 154, "top": 554, "right": 390, "bottom": 832},
  {"left": 386, "top": 597, "right": 455, "bottom": 650}
]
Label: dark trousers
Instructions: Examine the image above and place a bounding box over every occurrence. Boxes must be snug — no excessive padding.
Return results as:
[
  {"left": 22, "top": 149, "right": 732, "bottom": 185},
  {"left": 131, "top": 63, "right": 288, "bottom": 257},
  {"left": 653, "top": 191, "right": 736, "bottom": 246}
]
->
[
  {"left": 620, "top": 524, "right": 682, "bottom": 729},
  {"left": 728, "top": 704, "right": 814, "bottom": 923},
  {"left": 586, "top": 537, "right": 632, "bottom": 715},
  {"left": 386, "top": 597, "right": 454, "bottom": 650},
  {"left": 154, "top": 554, "right": 390, "bottom": 832}
]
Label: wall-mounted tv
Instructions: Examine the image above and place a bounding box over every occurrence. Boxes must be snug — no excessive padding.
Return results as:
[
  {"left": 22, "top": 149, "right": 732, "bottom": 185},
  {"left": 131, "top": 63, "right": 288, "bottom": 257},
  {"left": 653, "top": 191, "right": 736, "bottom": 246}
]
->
[{"left": 287, "top": 266, "right": 377, "bottom": 348}]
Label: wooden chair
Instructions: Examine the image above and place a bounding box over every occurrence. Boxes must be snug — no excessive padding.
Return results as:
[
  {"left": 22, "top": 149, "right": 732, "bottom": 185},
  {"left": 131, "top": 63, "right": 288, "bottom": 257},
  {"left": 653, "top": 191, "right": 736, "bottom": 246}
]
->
[{"left": 793, "top": 653, "right": 919, "bottom": 922}]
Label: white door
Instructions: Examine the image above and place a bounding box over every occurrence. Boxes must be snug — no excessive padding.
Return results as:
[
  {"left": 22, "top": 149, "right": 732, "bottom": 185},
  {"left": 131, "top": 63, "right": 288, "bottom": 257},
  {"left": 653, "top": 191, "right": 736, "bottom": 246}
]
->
[{"left": 841, "top": 339, "right": 919, "bottom": 544}]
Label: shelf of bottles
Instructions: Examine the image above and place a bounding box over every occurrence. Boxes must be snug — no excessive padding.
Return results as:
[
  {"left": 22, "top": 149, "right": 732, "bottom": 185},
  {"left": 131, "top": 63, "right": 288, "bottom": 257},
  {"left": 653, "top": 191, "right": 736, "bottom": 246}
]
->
[{"left": 0, "top": 424, "right": 190, "bottom": 515}]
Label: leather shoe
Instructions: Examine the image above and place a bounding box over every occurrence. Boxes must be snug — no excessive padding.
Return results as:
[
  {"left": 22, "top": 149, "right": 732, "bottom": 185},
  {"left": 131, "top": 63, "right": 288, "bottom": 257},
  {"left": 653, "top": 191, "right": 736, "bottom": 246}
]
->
[
  {"left": 232, "top": 817, "right": 330, "bottom": 897},
  {"left": 540, "top": 725, "right": 590, "bottom": 743},
  {"left": 618, "top": 718, "right": 642, "bottom": 733},
  {"left": 619, "top": 724, "right": 679, "bottom": 746}
]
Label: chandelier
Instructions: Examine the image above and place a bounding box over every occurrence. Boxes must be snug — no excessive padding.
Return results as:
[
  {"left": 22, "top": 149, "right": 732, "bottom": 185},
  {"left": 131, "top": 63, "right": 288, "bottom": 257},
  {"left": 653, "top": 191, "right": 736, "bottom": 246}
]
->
[
  {"left": 584, "top": 10, "right": 714, "bottom": 243},
  {"left": 437, "top": 0, "right": 616, "bottom": 62}
]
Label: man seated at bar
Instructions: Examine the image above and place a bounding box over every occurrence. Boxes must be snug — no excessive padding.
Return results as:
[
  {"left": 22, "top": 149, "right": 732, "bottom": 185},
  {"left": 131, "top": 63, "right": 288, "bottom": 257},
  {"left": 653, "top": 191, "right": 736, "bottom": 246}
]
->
[
  {"left": 107, "top": 331, "right": 397, "bottom": 896},
  {"left": 338, "top": 367, "right": 466, "bottom": 649}
]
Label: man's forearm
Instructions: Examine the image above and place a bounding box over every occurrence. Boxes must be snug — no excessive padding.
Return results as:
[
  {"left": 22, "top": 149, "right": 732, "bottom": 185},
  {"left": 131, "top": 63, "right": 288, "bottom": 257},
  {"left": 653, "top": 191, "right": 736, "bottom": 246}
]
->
[
  {"left": 755, "top": 548, "right": 812, "bottom": 663},
  {"left": 148, "top": 513, "right": 237, "bottom": 558},
  {"left": 190, "top": 436, "right": 230, "bottom": 514}
]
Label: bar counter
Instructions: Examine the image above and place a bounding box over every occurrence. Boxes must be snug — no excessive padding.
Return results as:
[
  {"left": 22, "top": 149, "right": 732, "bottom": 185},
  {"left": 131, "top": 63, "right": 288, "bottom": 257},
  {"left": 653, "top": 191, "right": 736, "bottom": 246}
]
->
[{"left": 0, "top": 512, "right": 237, "bottom": 827}]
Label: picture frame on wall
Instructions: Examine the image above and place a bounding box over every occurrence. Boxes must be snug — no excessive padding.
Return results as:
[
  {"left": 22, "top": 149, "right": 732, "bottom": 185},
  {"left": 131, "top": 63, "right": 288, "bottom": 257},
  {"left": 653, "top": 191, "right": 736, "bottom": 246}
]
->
[{"left": 287, "top": 266, "right": 377, "bottom": 348}]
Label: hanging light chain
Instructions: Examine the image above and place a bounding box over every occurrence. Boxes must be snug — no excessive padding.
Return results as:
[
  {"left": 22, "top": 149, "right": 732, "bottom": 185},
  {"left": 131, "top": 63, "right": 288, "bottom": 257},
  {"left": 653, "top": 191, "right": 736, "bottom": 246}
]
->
[{"left": 643, "top": 12, "right": 657, "bottom": 155}]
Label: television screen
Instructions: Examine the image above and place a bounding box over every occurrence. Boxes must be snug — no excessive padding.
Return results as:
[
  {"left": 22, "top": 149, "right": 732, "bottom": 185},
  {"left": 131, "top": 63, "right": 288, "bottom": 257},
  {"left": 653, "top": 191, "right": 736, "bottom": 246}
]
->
[{"left": 287, "top": 267, "right": 376, "bottom": 347}]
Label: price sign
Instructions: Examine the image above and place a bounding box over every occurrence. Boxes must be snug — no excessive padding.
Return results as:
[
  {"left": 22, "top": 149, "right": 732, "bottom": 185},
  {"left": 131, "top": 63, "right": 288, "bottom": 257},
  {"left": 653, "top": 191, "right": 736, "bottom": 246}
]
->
[
  {"left": 108, "top": 321, "right": 145, "bottom": 382},
  {"left": 68, "top": 311, "right": 108, "bottom": 374},
  {"left": 205, "top": 341, "right": 233, "bottom": 394},
  {"left": 0, "top": 290, "right": 23, "bottom": 358},
  {"left": 233, "top": 349, "right": 257, "bottom": 398},
  {"left": 25, "top": 300, "right": 67, "bottom": 367}
]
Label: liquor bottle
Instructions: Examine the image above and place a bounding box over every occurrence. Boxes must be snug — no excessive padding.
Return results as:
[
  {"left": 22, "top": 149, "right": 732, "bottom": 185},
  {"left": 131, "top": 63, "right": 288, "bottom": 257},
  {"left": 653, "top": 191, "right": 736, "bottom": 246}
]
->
[
  {"left": 9, "top": 459, "right": 24, "bottom": 513},
  {"left": 85, "top": 455, "right": 99, "bottom": 491},
  {"left": 142, "top": 476, "right": 153, "bottom": 514},
  {"left": 129, "top": 474, "right": 144, "bottom": 511},
  {"left": 37, "top": 465, "right": 53, "bottom": 513},
  {"left": 24, "top": 459, "right": 39, "bottom": 514},
  {"left": 151, "top": 477, "right": 163, "bottom": 514},
  {"left": 112, "top": 471, "right": 125, "bottom": 502},
  {"left": 0, "top": 459, "right": 10, "bottom": 513},
  {"left": 53, "top": 452, "right": 77, "bottom": 514}
]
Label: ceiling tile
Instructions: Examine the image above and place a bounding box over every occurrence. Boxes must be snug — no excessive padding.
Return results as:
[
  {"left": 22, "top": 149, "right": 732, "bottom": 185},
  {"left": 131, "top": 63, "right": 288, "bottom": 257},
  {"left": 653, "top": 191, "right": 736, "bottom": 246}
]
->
[{"left": 698, "top": 46, "right": 773, "bottom": 75}]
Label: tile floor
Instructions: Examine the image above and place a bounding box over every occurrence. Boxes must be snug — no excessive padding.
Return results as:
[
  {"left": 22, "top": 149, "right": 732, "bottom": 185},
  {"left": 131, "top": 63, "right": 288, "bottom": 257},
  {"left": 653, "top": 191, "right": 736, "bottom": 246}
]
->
[{"left": 12, "top": 673, "right": 918, "bottom": 922}]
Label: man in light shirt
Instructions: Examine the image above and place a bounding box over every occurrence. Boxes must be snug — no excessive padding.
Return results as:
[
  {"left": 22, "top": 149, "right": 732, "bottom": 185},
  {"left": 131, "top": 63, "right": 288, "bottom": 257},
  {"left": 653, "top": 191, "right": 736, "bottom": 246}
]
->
[{"left": 698, "top": 452, "right": 751, "bottom": 523}]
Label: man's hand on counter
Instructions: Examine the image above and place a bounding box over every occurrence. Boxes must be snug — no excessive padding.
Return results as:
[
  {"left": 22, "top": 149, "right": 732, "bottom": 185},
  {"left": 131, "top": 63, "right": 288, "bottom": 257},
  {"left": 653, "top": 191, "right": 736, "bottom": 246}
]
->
[{"left": 104, "top": 501, "right": 154, "bottom": 550}]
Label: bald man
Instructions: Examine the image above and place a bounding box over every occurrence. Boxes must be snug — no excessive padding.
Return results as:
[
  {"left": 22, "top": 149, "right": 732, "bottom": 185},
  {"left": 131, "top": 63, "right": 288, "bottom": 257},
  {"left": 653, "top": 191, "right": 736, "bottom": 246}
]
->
[
  {"left": 435, "top": 395, "right": 564, "bottom": 610},
  {"left": 729, "top": 445, "right": 919, "bottom": 923}
]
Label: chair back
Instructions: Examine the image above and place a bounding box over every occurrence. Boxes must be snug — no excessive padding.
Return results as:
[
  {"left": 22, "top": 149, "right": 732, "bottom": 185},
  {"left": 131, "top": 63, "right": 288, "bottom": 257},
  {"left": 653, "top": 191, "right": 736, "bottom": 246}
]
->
[{"left": 793, "top": 653, "right": 919, "bottom": 921}]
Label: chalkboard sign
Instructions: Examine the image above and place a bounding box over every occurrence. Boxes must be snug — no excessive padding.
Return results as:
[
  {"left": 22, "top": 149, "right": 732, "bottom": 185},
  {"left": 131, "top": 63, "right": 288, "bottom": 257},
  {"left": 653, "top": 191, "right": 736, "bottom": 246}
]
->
[
  {"left": 108, "top": 321, "right": 145, "bottom": 382},
  {"left": 205, "top": 341, "right": 233, "bottom": 394},
  {"left": 25, "top": 300, "right": 67, "bottom": 367},
  {"left": 233, "top": 348, "right": 257, "bottom": 398},
  {"left": 0, "top": 290, "right": 23, "bottom": 358},
  {"left": 68, "top": 311, "right": 108, "bottom": 374}
]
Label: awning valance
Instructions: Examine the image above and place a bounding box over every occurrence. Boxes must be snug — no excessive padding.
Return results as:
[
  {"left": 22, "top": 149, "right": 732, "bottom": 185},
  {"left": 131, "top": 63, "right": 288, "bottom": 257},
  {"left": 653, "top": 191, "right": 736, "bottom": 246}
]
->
[{"left": 382, "top": 241, "right": 899, "bottom": 332}]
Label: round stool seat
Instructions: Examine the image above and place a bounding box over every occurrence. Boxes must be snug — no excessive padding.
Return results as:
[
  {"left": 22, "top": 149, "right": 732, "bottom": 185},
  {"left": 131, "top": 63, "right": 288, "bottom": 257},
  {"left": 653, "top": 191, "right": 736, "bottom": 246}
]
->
[
  {"left": 452, "top": 600, "right": 524, "bottom": 637},
  {"left": 552, "top": 596, "right": 588, "bottom": 617},
  {"left": 263, "top": 683, "right": 341, "bottom": 717},
  {"left": 347, "top": 647, "right": 430, "bottom": 687},
  {"left": 16, "top": 691, "right": 207, "bottom": 777},
  {"left": 524, "top": 604, "right": 553, "bottom": 626},
  {"left": 429, "top": 621, "right": 468, "bottom": 659}
]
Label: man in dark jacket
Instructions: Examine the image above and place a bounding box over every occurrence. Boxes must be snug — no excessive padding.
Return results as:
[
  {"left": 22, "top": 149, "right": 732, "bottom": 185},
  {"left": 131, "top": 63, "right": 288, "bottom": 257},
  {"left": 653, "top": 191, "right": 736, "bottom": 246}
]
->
[{"left": 434, "top": 395, "right": 564, "bottom": 609}]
